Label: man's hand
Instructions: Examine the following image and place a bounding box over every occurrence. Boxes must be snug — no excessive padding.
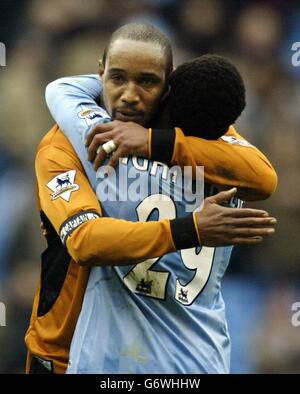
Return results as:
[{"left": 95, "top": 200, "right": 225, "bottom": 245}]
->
[
  {"left": 86, "top": 121, "right": 149, "bottom": 170},
  {"left": 195, "top": 188, "right": 276, "bottom": 247}
]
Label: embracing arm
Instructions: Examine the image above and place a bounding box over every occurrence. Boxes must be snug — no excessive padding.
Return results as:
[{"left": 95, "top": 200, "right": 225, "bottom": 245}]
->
[
  {"left": 86, "top": 121, "right": 277, "bottom": 201},
  {"left": 45, "top": 74, "right": 110, "bottom": 142},
  {"left": 150, "top": 126, "right": 278, "bottom": 201}
]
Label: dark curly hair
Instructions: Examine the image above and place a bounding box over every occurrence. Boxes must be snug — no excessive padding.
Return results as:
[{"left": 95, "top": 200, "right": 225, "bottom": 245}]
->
[{"left": 168, "top": 54, "right": 246, "bottom": 139}]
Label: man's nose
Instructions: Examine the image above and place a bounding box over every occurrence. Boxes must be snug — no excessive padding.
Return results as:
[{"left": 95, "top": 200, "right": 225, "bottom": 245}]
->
[{"left": 121, "top": 82, "right": 139, "bottom": 105}]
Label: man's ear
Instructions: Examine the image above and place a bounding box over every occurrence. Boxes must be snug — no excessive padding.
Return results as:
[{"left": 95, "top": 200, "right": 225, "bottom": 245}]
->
[
  {"left": 98, "top": 60, "right": 104, "bottom": 77},
  {"left": 161, "top": 84, "right": 171, "bottom": 103}
]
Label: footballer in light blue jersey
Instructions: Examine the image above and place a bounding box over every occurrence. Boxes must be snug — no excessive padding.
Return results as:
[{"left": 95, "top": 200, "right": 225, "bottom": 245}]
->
[{"left": 46, "top": 74, "right": 243, "bottom": 373}]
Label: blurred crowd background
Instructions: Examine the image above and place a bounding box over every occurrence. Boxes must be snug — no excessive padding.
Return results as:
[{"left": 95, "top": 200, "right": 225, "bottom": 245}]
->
[{"left": 0, "top": 0, "right": 299, "bottom": 373}]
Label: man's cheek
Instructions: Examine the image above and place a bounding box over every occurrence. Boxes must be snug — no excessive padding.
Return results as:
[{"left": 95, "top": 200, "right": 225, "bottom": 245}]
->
[{"left": 103, "top": 96, "right": 113, "bottom": 117}]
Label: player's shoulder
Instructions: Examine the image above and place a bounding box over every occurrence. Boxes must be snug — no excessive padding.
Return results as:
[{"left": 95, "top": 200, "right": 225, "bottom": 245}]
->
[
  {"left": 37, "top": 124, "right": 73, "bottom": 152},
  {"left": 36, "top": 125, "right": 82, "bottom": 169},
  {"left": 219, "top": 125, "right": 254, "bottom": 148}
]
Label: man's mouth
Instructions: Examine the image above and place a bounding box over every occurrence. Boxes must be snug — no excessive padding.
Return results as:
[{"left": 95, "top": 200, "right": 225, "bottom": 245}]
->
[{"left": 115, "top": 110, "right": 143, "bottom": 122}]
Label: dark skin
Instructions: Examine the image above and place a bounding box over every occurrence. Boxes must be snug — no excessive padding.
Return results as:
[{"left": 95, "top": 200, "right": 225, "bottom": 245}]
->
[
  {"left": 86, "top": 120, "right": 148, "bottom": 169},
  {"left": 99, "top": 38, "right": 169, "bottom": 127},
  {"left": 193, "top": 188, "right": 276, "bottom": 246},
  {"left": 86, "top": 98, "right": 171, "bottom": 169}
]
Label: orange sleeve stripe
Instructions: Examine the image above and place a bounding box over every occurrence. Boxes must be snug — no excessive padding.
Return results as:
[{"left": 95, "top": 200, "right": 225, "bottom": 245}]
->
[
  {"left": 192, "top": 212, "right": 202, "bottom": 244},
  {"left": 148, "top": 128, "right": 152, "bottom": 158}
]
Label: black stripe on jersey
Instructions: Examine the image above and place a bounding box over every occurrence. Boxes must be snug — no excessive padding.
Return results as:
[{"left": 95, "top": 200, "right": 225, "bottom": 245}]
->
[
  {"left": 38, "top": 211, "right": 71, "bottom": 317},
  {"left": 170, "top": 214, "right": 200, "bottom": 249},
  {"left": 59, "top": 210, "right": 101, "bottom": 245},
  {"left": 151, "top": 129, "right": 175, "bottom": 165}
]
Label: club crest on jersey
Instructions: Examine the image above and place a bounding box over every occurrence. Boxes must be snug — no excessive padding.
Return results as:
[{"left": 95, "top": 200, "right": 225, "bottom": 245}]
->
[
  {"left": 78, "top": 106, "right": 110, "bottom": 126},
  {"left": 178, "top": 288, "right": 189, "bottom": 304},
  {"left": 47, "top": 170, "right": 79, "bottom": 201},
  {"left": 220, "top": 135, "right": 253, "bottom": 147},
  {"left": 136, "top": 278, "right": 153, "bottom": 295}
]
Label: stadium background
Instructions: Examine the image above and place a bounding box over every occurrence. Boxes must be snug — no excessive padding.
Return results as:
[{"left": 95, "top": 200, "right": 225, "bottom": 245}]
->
[{"left": 0, "top": 0, "right": 299, "bottom": 373}]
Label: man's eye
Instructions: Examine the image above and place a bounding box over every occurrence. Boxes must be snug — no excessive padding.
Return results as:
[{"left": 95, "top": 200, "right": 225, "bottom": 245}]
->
[
  {"left": 111, "top": 75, "right": 125, "bottom": 83},
  {"left": 140, "top": 78, "right": 156, "bottom": 86}
]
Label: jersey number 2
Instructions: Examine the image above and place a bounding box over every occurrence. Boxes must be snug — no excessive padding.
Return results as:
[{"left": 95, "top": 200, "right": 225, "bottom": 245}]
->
[{"left": 123, "top": 194, "right": 215, "bottom": 306}]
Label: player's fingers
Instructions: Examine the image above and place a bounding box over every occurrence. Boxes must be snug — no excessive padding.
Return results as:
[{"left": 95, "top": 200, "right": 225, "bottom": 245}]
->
[
  {"left": 230, "top": 227, "right": 275, "bottom": 236},
  {"left": 223, "top": 207, "right": 269, "bottom": 218},
  {"left": 230, "top": 217, "right": 277, "bottom": 227},
  {"left": 88, "top": 132, "right": 115, "bottom": 162},
  {"left": 93, "top": 147, "right": 108, "bottom": 171},
  {"left": 107, "top": 147, "right": 124, "bottom": 169},
  {"left": 208, "top": 188, "right": 237, "bottom": 204},
  {"left": 108, "top": 147, "right": 125, "bottom": 168},
  {"left": 230, "top": 236, "right": 264, "bottom": 245},
  {"left": 85, "top": 122, "right": 115, "bottom": 146}
]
